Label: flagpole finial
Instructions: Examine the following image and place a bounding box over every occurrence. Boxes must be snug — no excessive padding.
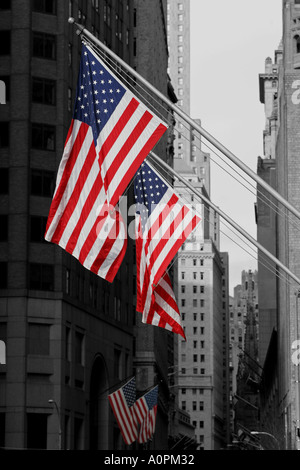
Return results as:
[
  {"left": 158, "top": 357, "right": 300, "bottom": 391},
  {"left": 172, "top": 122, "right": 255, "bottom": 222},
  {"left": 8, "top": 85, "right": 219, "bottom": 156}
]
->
[{"left": 68, "top": 17, "right": 75, "bottom": 24}]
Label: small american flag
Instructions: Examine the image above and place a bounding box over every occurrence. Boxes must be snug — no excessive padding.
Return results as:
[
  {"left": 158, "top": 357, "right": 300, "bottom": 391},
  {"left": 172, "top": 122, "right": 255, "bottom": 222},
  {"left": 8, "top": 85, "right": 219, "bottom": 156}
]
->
[
  {"left": 45, "top": 43, "right": 167, "bottom": 281},
  {"left": 108, "top": 377, "right": 138, "bottom": 445},
  {"left": 134, "top": 160, "right": 201, "bottom": 336},
  {"left": 134, "top": 386, "right": 158, "bottom": 444}
]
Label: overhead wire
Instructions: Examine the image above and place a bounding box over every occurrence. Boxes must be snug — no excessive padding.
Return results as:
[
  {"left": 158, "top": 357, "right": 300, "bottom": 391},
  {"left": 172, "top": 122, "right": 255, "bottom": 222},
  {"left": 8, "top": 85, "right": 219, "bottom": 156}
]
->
[
  {"left": 149, "top": 155, "right": 294, "bottom": 291},
  {"left": 81, "top": 35, "right": 298, "bottom": 287}
]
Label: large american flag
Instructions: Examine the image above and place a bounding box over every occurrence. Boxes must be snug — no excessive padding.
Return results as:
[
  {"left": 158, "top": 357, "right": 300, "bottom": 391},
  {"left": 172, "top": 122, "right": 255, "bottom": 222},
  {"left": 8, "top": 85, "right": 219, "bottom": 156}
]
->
[
  {"left": 108, "top": 377, "right": 138, "bottom": 446},
  {"left": 45, "top": 43, "right": 167, "bottom": 281},
  {"left": 134, "top": 161, "right": 201, "bottom": 336},
  {"left": 134, "top": 386, "right": 158, "bottom": 444}
]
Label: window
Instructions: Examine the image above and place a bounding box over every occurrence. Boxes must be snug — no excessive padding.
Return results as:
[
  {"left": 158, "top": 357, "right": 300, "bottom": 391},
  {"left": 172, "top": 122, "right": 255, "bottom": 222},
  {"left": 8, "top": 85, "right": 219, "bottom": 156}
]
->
[
  {"left": 193, "top": 313, "right": 197, "bottom": 321},
  {"left": 193, "top": 272, "right": 197, "bottom": 280},
  {"left": 181, "top": 285, "right": 185, "bottom": 294},
  {"left": 0, "top": 215, "right": 8, "bottom": 241},
  {"left": 0, "top": 0, "right": 11, "bottom": 9},
  {"left": 193, "top": 299, "right": 197, "bottom": 307},
  {"left": 193, "top": 340, "right": 197, "bottom": 348},
  {"left": 0, "top": 31, "right": 10, "bottom": 55},
  {"left": 32, "top": 78, "right": 56, "bottom": 105},
  {"left": 33, "top": 32, "right": 56, "bottom": 59},
  {"left": 200, "top": 327, "right": 204, "bottom": 335},
  {"left": 33, "top": 0, "right": 57, "bottom": 15},
  {"left": 193, "top": 354, "right": 198, "bottom": 362},
  {"left": 0, "top": 323, "right": 6, "bottom": 365},
  {"left": 31, "top": 169, "right": 55, "bottom": 197},
  {"left": 296, "top": 35, "right": 300, "bottom": 53},
  {"left": 32, "top": 123, "right": 55, "bottom": 150},
  {"left": 199, "top": 421, "right": 204, "bottom": 428},
  {"left": 75, "top": 330, "right": 85, "bottom": 366},
  {"left": 0, "top": 122, "right": 9, "bottom": 149},
  {"left": 193, "top": 286, "right": 197, "bottom": 294},
  {"left": 181, "top": 299, "right": 185, "bottom": 307},
  {"left": 192, "top": 401, "right": 197, "bottom": 411},
  {"left": 200, "top": 368, "right": 205, "bottom": 374},
  {"left": 28, "top": 323, "right": 50, "bottom": 355},
  {"left": 199, "top": 401, "right": 204, "bottom": 411},
  {"left": 29, "top": 263, "right": 54, "bottom": 291},
  {"left": 200, "top": 355, "right": 205, "bottom": 363},
  {"left": 181, "top": 401, "right": 186, "bottom": 410},
  {"left": 0, "top": 77, "right": 10, "bottom": 103},
  {"left": 181, "top": 272, "right": 185, "bottom": 280},
  {"left": 296, "top": 0, "right": 300, "bottom": 4},
  {"left": 200, "top": 286, "right": 205, "bottom": 294},
  {"left": 0, "top": 262, "right": 8, "bottom": 289},
  {"left": 27, "top": 413, "right": 48, "bottom": 449},
  {"left": 30, "top": 216, "right": 47, "bottom": 242}
]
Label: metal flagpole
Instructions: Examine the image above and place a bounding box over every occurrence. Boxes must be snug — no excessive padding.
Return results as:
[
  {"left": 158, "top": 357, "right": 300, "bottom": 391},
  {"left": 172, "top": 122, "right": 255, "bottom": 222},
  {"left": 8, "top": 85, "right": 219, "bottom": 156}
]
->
[
  {"left": 149, "top": 152, "right": 300, "bottom": 287},
  {"left": 68, "top": 17, "right": 300, "bottom": 223}
]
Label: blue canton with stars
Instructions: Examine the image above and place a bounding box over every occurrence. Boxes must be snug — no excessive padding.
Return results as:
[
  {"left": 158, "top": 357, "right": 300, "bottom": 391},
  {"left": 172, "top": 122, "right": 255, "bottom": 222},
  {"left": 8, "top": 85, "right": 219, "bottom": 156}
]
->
[
  {"left": 123, "top": 377, "right": 136, "bottom": 408},
  {"left": 73, "top": 44, "right": 126, "bottom": 144},
  {"left": 134, "top": 162, "right": 168, "bottom": 231},
  {"left": 144, "top": 386, "right": 158, "bottom": 410}
]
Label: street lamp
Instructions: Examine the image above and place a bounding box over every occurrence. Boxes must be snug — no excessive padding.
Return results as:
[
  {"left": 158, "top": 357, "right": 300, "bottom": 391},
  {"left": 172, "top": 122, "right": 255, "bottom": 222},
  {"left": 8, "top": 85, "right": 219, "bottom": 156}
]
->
[
  {"left": 48, "top": 399, "right": 62, "bottom": 450},
  {"left": 250, "top": 431, "right": 280, "bottom": 450}
]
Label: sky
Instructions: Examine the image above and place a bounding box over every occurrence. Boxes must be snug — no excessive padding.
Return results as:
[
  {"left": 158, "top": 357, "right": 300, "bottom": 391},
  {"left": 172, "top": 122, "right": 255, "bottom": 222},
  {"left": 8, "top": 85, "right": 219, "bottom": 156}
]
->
[{"left": 189, "top": 0, "right": 283, "bottom": 294}]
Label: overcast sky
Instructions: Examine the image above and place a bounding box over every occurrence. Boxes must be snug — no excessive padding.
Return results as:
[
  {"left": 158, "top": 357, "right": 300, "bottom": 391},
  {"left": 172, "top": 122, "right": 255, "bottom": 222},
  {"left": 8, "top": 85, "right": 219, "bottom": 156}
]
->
[{"left": 189, "top": 0, "right": 283, "bottom": 294}]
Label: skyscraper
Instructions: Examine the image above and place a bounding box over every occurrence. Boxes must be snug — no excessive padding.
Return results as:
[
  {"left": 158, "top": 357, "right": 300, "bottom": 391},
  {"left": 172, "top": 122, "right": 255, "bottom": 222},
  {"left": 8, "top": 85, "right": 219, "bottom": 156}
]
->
[
  {"left": 167, "top": 0, "right": 230, "bottom": 449},
  {"left": 0, "top": 0, "right": 175, "bottom": 450}
]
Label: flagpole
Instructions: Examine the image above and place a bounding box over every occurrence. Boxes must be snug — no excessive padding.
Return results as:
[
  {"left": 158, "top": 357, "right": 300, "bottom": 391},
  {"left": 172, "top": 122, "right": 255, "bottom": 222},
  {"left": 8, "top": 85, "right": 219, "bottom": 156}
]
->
[
  {"left": 149, "top": 152, "right": 300, "bottom": 287},
  {"left": 68, "top": 17, "right": 300, "bottom": 223}
]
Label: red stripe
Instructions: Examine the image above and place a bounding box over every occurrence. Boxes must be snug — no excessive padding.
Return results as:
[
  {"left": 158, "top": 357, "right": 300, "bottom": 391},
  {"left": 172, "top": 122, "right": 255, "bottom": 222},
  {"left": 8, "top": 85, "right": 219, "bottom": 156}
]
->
[
  {"left": 109, "top": 390, "right": 137, "bottom": 445},
  {"left": 104, "top": 110, "right": 153, "bottom": 199},
  {"left": 64, "top": 172, "right": 104, "bottom": 254},
  {"left": 105, "top": 233, "right": 127, "bottom": 283},
  {"left": 155, "top": 282, "right": 179, "bottom": 314},
  {"left": 45, "top": 121, "right": 89, "bottom": 235},
  {"left": 90, "top": 210, "right": 125, "bottom": 275},
  {"left": 51, "top": 141, "right": 97, "bottom": 244},
  {"left": 110, "top": 122, "right": 167, "bottom": 207},
  {"left": 98, "top": 98, "right": 139, "bottom": 189}
]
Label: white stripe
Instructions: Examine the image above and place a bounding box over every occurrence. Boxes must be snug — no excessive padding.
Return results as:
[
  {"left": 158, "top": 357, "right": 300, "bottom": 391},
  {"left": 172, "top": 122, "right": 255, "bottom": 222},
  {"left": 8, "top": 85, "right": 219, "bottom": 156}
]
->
[
  {"left": 109, "top": 392, "right": 133, "bottom": 444},
  {"left": 58, "top": 156, "right": 103, "bottom": 248},
  {"left": 45, "top": 126, "right": 94, "bottom": 241},
  {"left": 71, "top": 187, "right": 107, "bottom": 259},
  {"left": 107, "top": 112, "right": 164, "bottom": 203}
]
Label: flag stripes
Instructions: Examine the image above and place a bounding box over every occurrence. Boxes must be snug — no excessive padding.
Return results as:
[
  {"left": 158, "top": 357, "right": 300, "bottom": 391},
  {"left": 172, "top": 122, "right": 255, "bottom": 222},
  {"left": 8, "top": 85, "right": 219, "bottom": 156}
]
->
[
  {"left": 108, "top": 377, "right": 138, "bottom": 446},
  {"left": 134, "top": 161, "right": 201, "bottom": 336},
  {"left": 45, "top": 121, "right": 127, "bottom": 282}
]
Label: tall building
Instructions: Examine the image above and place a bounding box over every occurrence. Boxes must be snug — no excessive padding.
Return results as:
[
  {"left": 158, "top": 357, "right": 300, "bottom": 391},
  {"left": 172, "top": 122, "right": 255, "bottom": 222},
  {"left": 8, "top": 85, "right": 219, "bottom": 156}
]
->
[
  {"left": 0, "top": 0, "right": 176, "bottom": 450},
  {"left": 234, "top": 271, "right": 260, "bottom": 440},
  {"left": 166, "top": 0, "right": 230, "bottom": 449},
  {"left": 256, "top": 0, "right": 300, "bottom": 449}
]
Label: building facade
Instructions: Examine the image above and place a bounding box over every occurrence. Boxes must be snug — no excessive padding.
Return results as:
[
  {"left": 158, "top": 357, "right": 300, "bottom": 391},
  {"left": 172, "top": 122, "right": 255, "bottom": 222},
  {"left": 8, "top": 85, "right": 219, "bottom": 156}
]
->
[
  {"left": 166, "top": 0, "right": 230, "bottom": 450},
  {"left": 256, "top": 0, "right": 300, "bottom": 450},
  {"left": 0, "top": 0, "right": 177, "bottom": 450}
]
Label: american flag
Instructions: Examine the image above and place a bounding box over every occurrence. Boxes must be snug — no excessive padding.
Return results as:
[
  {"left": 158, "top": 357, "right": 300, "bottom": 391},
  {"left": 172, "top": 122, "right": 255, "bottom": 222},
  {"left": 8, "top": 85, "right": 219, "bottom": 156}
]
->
[
  {"left": 45, "top": 43, "right": 167, "bottom": 281},
  {"left": 134, "top": 386, "right": 158, "bottom": 444},
  {"left": 134, "top": 160, "right": 201, "bottom": 336},
  {"left": 108, "top": 377, "right": 138, "bottom": 446}
]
